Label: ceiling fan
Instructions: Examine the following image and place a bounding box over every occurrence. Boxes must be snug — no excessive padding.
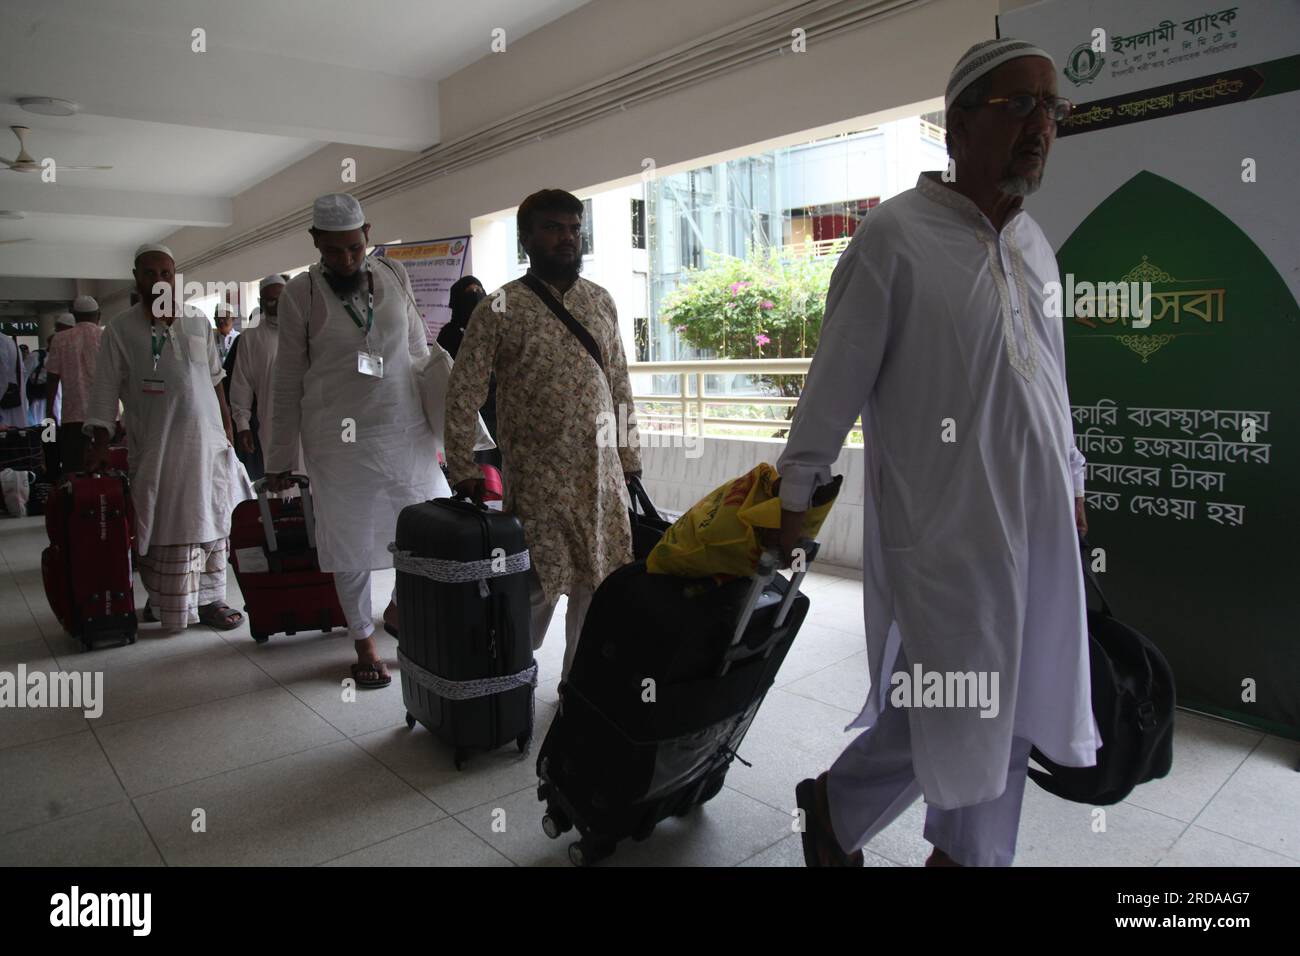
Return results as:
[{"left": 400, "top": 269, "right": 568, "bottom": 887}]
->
[{"left": 1, "top": 126, "right": 113, "bottom": 173}]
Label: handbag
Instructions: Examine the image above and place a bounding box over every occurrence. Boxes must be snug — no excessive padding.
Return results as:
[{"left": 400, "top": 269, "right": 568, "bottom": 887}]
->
[
  {"left": 1028, "top": 537, "right": 1176, "bottom": 805},
  {"left": 626, "top": 475, "right": 671, "bottom": 562}
]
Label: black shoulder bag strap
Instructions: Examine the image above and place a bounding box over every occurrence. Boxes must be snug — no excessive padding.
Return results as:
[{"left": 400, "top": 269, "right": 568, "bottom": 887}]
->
[{"left": 519, "top": 273, "right": 604, "bottom": 372}]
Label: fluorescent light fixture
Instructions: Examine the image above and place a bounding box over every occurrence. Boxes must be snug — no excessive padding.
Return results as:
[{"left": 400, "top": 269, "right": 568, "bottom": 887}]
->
[{"left": 18, "top": 97, "right": 80, "bottom": 117}]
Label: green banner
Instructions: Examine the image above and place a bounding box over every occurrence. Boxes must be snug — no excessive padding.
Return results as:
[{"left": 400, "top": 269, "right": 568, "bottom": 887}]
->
[
  {"left": 1059, "top": 171, "right": 1299, "bottom": 737},
  {"left": 1003, "top": 0, "right": 1300, "bottom": 737}
]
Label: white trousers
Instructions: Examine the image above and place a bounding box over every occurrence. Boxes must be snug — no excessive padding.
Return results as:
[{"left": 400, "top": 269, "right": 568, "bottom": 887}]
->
[
  {"left": 332, "top": 571, "right": 394, "bottom": 641},
  {"left": 827, "top": 648, "right": 1033, "bottom": 867},
  {"left": 528, "top": 570, "right": 593, "bottom": 681}
]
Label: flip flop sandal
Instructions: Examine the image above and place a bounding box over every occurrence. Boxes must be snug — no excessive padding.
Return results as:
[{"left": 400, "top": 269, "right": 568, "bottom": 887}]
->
[
  {"left": 198, "top": 602, "right": 244, "bottom": 631},
  {"left": 351, "top": 660, "right": 392, "bottom": 689},
  {"left": 795, "top": 776, "right": 864, "bottom": 867}
]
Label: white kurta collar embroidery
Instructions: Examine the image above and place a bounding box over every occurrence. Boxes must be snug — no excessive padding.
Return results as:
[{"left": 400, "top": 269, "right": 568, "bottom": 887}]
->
[{"left": 915, "top": 173, "right": 1039, "bottom": 383}]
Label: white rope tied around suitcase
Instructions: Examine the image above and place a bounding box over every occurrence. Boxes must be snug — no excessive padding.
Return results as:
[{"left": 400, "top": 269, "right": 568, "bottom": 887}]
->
[
  {"left": 388, "top": 544, "right": 531, "bottom": 597},
  {"left": 397, "top": 649, "right": 539, "bottom": 753}
]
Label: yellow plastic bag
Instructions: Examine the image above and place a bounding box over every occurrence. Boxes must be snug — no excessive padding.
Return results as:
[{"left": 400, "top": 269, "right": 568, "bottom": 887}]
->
[{"left": 647, "top": 463, "right": 839, "bottom": 579}]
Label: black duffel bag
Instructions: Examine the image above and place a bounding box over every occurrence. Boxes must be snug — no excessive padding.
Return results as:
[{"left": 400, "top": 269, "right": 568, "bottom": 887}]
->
[{"left": 1029, "top": 538, "right": 1175, "bottom": 805}]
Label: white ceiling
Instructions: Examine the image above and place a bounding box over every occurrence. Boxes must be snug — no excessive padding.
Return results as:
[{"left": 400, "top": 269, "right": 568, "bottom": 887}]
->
[
  {"left": 0, "top": 0, "right": 591, "bottom": 285},
  {"left": 3, "top": 0, "right": 590, "bottom": 81}
]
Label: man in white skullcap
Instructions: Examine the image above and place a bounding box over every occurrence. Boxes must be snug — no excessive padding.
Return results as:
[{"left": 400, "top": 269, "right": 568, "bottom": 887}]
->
[
  {"left": 229, "top": 273, "right": 300, "bottom": 482},
  {"left": 45, "top": 299, "right": 101, "bottom": 470},
  {"left": 778, "top": 38, "right": 1096, "bottom": 867},
  {"left": 83, "top": 243, "right": 253, "bottom": 630},
  {"left": 213, "top": 304, "right": 240, "bottom": 368},
  {"left": 267, "top": 194, "right": 453, "bottom": 688}
]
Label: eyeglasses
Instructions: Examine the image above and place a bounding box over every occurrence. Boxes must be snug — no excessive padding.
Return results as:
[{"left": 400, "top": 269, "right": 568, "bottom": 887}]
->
[{"left": 979, "top": 94, "right": 1074, "bottom": 123}]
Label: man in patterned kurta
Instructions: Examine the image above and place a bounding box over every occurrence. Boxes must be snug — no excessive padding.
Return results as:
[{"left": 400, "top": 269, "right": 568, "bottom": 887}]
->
[{"left": 446, "top": 189, "right": 641, "bottom": 680}]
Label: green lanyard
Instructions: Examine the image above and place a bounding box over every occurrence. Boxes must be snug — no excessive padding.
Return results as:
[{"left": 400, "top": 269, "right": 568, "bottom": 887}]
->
[
  {"left": 149, "top": 320, "right": 166, "bottom": 371},
  {"left": 340, "top": 269, "right": 375, "bottom": 335}
]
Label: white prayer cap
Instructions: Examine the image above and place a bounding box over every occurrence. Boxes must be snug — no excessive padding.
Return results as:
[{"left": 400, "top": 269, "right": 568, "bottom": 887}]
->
[
  {"left": 945, "top": 38, "right": 1055, "bottom": 111},
  {"left": 72, "top": 294, "right": 98, "bottom": 313},
  {"left": 312, "top": 193, "right": 366, "bottom": 232},
  {"left": 55, "top": 312, "right": 75, "bottom": 328},
  {"left": 133, "top": 242, "right": 175, "bottom": 264},
  {"left": 259, "top": 273, "right": 288, "bottom": 292}
]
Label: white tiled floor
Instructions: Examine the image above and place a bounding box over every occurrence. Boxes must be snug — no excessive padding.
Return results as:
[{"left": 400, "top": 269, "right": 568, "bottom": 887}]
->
[{"left": 1, "top": 514, "right": 1296, "bottom": 867}]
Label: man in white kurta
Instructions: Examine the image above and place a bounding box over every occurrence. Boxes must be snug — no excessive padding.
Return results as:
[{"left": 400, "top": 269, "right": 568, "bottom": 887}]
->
[
  {"left": 267, "top": 194, "right": 450, "bottom": 688},
  {"left": 230, "top": 274, "right": 302, "bottom": 477},
  {"left": 778, "top": 40, "right": 1098, "bottom": 867},
  {"left": 83, "top": 243, "right": 253, "bottom": 630},
  {"left": 0, "top": 332, "right": 30, "bottom": 429},
  {"left": 46, "top": 301, "right": 101, "bottom": 474},
  {"left": 214, "top": 306, "right": 240, "bottom": 365}
]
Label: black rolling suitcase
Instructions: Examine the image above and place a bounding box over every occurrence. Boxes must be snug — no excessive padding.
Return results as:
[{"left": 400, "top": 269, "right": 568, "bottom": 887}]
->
[
  {"left": 391, "top": 497, "right": 537, "bottom": 769},
  {"left": 536, "top": 544, "right": 817, "bottom": 866}
]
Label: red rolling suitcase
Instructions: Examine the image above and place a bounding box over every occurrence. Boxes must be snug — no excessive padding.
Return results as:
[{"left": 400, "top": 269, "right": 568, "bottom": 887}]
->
[
  {"left": 229, "top": 475, "right": 346, "bottom": 644},
  {"left": 41, "top": 471, "right": 138, "bottom": 650}
]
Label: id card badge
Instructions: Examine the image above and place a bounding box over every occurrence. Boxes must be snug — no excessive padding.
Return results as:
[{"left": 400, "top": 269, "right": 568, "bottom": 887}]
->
[
  {"left": 142, "top": 378, "right": 166, "bottom": 395},
  {"left": 357, "top": 351, "right": 384, "bottom": 378}
]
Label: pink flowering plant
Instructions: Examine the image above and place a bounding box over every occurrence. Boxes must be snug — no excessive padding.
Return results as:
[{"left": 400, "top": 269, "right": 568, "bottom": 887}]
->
[{"left": 660, "top": 246, "right": 836, "bottom": 400}]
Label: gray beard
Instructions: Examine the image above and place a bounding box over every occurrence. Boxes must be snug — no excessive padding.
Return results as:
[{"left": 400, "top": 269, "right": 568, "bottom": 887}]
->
[{"left": 998, "top": 173, "right": 1041, "bottom": 197}]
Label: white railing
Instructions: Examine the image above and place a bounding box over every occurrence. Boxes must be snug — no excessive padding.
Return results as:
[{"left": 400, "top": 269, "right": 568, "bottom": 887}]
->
[
  {"left": 782, "top": 236, "right": 852, "bottom": 259},
  {"left": 628, "top": 358, "right": 862, "bottom": 438},
  {"left": 920, "top": 119, "right": 946, "bottom": 144}
]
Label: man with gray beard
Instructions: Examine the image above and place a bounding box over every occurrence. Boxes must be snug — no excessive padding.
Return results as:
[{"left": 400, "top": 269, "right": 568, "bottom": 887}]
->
[{"left": 778, "top": 39, "right": 1095, "bottom": 867}]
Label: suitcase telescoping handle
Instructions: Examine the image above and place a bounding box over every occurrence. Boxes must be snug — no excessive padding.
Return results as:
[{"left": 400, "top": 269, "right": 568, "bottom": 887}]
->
[
  {"left": 251, "top": 474, "right": 314, "bottom": 553},
  {"left": 720, "top": 538, "right": 819, "bottom": 676}
]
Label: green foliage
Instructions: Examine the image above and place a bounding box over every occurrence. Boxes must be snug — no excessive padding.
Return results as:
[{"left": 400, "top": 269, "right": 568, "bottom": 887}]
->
[{"left": 661, "top": 246, "right": 835, "bottom": 366}]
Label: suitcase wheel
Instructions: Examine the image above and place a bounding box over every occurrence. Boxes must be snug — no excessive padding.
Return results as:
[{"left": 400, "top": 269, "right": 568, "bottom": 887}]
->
[
  {"left": 405, "top": 712, "right": 416, "bottom": 730},
  {"left": 697, "top": 770, "right": 726, "bottom": 807},
  {"left": 454, "top": 747, "right": 469, "bottom": 771},
  {"left": 568, "top": 837, "right": 613, "bottom": 868},
  {"left": 250, "top": 631, "right": 270, "bottom": 645},
  {"left": 516, "top": 732, "right": 529, "bottom": 754},
  {"left": 541, "top": 810, "right": 571, "bottom": 839}
]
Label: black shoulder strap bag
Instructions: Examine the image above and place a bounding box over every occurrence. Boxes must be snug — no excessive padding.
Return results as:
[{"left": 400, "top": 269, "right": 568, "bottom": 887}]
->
[
  {"left": 519, "top": 273, "right": 604, "bottom": 372},
  {"left": 1028, "top": 535, "right": 1176, "bottom": 805}
]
